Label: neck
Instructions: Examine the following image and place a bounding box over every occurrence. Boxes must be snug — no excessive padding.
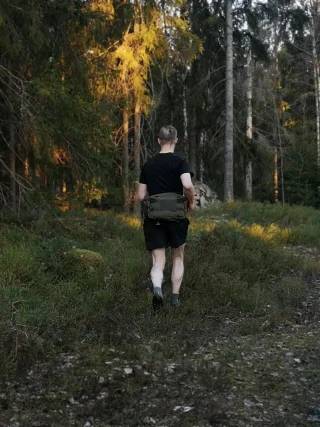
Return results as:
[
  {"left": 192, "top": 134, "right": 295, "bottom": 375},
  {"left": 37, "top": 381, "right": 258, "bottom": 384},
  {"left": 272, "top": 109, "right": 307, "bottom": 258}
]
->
[{"left": 160, "top": 145, "right": 175, "bottom": 154}]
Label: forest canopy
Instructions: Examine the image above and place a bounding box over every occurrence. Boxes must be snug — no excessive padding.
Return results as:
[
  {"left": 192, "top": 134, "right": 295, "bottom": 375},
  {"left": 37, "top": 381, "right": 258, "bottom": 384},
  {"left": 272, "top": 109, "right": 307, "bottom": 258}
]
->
[{"left": 1, "top": 0, "right": 319, "bottom": 211}]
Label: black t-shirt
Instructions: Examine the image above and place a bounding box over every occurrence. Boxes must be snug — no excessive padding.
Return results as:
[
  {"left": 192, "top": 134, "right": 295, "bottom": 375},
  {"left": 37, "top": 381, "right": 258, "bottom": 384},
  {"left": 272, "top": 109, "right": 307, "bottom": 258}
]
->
[{"left": 139, "top": 153, "right": 193, "bottom": 196}]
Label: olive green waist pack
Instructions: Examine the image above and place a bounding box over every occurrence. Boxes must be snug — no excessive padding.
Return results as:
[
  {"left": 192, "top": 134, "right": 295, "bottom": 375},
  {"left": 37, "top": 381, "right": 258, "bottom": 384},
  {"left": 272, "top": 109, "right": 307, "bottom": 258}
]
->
[{"left": 144, "top": 192, "right": 187, "bottom": 221}]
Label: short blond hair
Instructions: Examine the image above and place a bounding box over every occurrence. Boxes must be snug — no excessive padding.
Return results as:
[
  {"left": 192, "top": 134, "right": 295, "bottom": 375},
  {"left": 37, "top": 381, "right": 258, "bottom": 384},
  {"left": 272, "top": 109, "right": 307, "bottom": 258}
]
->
[{"left": 159, "top": 125, "right": 177, "bottom": 144}]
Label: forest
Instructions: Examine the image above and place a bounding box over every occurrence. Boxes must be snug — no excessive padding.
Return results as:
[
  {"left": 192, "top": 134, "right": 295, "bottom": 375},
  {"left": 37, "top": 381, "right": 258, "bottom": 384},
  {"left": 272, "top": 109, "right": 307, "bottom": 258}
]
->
[
  {"left": 2, "top": 3, "right": 320, "bottom": 425},
  {"left": 1, "top": 0, "right": 320, "bottom": 213}
]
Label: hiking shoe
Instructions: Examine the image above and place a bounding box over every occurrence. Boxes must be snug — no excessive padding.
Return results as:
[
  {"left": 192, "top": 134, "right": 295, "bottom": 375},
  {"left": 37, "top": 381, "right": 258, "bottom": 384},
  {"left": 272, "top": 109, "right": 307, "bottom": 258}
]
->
[
  {"left": 152, "top": 291, "right": 163, "bottom": 311},
  {"left": 169, "top": 299, "right": 181, "bottom": 308}
]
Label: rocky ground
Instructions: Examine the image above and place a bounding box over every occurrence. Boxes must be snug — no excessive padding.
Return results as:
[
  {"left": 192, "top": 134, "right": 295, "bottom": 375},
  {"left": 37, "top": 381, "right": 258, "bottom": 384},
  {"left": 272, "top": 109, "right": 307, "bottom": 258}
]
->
[{"left": 1, "top": 242, "right": 320, "bottom": 427}]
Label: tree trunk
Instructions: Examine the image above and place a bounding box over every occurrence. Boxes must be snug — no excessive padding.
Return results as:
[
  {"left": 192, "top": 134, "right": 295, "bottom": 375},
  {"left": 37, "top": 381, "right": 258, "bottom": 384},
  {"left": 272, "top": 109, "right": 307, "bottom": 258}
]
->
[
  {"left": 198, "top": 129, "right": 205, "bottom": 183},
  {"left": 273, "top": 15, "right": 279, "bottom": 204},
  {"left": 311, "top": 12, "right": 320, "bottom": 170},
  {"left": 273, "top": 147, "right": 279, "bottom": 203},
  {"left": 279, "top": 143, "right": 285, "bottom": 204},
  {"left": 245, "top": 47, "right": 253, "bottom": 201},
  {"left": 123, "top": 108, "right": 130, "bottom": 213},
  {"left": 9, "top": 117, "right": 17, "bottom": 211},
  {"left": 224, "top": 0, "right": 234, "bottom": 202},
  {"left": 8, "top": 69, "right": 17, "bottom": 212},
  {"left": 183, "top": 81, "right": 189, "bottom": 159},
  {"left": 188, "top": 107, "right": 197, "bottom": 177},
  {"left": 274, "top": 92, "right": 285, "bottom": 204},
  {"left": 133, "top": 100, "right": 141, "bottom": 216}
]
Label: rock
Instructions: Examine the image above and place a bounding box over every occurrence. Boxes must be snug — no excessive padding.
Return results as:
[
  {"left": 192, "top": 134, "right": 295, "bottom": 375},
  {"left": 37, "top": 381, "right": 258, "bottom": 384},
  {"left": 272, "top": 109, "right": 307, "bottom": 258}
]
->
[
  {"left": 69, "top": 397, "right": 79, "bottom": 405},
  {"left": 143, "top": 417, "right": 156, "bottom": 425},
  {"left": 194, "top": 181, "right": 220, "bottom": 209},
  {"left": 307, "top": 415, "right": 320, "bottom": 422},
  {"left": 174, "top": 405, "right": 194, "bottom": 412},
  {"left": 65, "top": 249, "right": 105, "bottom": 273},
  {"left": 244, "top": 399, "right": 256, "bottom": 408},
  {"left": 165, "top": 363, "right": 177, "bottom": 373},
  {"left": 97, "top": 392, "right": 108, "bottom": 400},
  {"left": 182, "top": 406, "right": 193, "bottom": 413}
]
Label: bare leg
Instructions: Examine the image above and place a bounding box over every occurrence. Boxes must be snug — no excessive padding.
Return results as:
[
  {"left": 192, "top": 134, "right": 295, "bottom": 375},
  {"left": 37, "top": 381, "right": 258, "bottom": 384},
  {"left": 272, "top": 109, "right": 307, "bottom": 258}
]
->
[
  {"left": 151, "top": 248, "right": 166, "bottom": 311},
  {"left": 171, "top": 244, "right": 185, "bottom": 297},
  {"left": 151, "top": 248, "right": 166, "bottom": 290}
]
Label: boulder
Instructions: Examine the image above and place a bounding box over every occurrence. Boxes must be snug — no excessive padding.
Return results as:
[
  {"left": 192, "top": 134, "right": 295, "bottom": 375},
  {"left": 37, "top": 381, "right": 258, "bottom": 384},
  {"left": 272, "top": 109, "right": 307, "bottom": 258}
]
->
[
  {"left": 66, "top": 248, "right": 105, "bottom": 273},
  {"left": 194, "top": 181, "right": 220, "bottom": 209}
]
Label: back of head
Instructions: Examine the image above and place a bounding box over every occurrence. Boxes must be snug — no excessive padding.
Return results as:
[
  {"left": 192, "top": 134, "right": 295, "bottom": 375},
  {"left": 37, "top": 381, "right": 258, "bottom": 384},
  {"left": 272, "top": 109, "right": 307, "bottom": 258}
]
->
[{"left": 159, "top": 125, "right": 177, "bottom": 145}]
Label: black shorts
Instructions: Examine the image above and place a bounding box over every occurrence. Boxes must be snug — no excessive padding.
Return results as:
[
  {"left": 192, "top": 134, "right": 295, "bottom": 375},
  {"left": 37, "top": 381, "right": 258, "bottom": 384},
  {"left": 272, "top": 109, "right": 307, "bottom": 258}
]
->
[{"left": 143, "top": 218, "right": 190, "bottom": 251}]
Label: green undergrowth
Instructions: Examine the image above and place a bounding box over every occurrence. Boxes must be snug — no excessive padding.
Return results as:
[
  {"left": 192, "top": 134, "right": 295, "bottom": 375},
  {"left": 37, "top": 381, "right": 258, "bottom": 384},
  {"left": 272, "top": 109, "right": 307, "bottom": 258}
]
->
[
  {"left": 199, "top": 201, "right": 320, "bottom": 248},
  {"left": 0, "top": 203, "right": 318, "bottom": 380}
]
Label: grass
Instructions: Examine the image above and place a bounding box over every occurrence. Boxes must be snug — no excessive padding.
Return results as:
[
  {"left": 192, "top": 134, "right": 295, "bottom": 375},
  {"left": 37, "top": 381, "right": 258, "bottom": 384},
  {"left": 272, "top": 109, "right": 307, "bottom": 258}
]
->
[
  {"left": 1, "top": 202, "right": 320, "bottom": 426},
  {"left": 208, "top": 200, "right": 320, "bottom": 226},
  {"left": 0, "top": 201, "right": 318, "bottom": 382},
  {"left": 198, "top": 201, "right": 320, "bottom": 248}
]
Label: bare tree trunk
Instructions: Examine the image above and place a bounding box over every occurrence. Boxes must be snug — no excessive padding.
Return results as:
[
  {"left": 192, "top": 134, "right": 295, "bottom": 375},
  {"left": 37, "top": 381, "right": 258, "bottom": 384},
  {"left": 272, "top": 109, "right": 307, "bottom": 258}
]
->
[
  {"left": 198, "top": 129, "right": 205, "bottom": 183},
  {"left": 9, "top": 117, "right": 17, "bottom": 211},
  {"left": 24, "top": 158, "right": 29, "bottom": 180},
  {"left": 279, "top": 143, "right": 285, "bottom": 204},
  {"left": 182, "top": 81, "right": 189, "bottom": 159},
  {"left": 224, "top": 0, "right": 234, "bottom": 202},
  {"left": 123, "top": 108, "right": 130, "bottom": 213},
  {"left": 245, "top": 47, "right": 253, "bottom": 201},
  {"left": 273, "top": 15, "right": 279, "bottom": 204},
  {"left": 133, "top": 101, "right": 141, "bottom": 216},
  {"left": 8, "top": 69, "right": 17, "bottom": 212},
  {"left": 273, "top": 147, "right": 279, "bottom": 203},
  {"left": 274, "top": 94, "right": 285, "bottom": 204},
  {"left": 311, "top": 11, "right": 320, "bottom": 170},
  {"left": 188, "top": 108, "right": 197, "bottom": 177}
]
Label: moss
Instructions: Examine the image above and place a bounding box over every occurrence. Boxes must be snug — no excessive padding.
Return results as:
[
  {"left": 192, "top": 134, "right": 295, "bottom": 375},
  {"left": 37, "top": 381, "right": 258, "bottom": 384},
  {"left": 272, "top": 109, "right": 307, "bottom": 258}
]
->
[{"left": 66, "top": 248, "right": 105, "bottom": 272}]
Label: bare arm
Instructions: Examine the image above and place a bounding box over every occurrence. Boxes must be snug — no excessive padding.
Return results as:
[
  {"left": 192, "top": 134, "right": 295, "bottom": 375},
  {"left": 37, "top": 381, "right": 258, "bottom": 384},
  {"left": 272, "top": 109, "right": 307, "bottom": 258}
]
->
[
  {"left": 137, "top": 183, "right": 147, "bottom": 202},
  {"left": 180, "top": 173, "right": 196, "bottom": 211}
]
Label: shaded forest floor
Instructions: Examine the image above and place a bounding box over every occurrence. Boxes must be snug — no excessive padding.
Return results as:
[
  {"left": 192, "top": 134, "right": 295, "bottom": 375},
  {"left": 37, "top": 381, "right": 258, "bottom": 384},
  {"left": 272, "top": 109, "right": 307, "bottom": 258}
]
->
[{"left": 1, "top": 202, "right": 320, "bottom": 427}]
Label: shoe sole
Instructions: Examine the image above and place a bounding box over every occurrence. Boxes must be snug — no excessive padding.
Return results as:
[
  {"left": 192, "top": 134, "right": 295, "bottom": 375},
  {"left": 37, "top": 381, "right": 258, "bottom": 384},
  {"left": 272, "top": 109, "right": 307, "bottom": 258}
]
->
[{"left": 152, "top": 294, "right": 163, "bottom": 311}]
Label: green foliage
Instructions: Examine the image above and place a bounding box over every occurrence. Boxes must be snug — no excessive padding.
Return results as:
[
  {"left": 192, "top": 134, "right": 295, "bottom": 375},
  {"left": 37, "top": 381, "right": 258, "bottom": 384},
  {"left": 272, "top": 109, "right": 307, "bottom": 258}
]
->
[
  {"left": 185, "top": 221, "right": 306, "bottom": 316},
  {"left": 204, "top": 201, "right": 320, "bottom": 248},
  {"left": 0, "top": 0, "right": 317, "bottom": 210},
  {"left": 212, "top": 201, "right": 320, "bottom": 227},
  {"left": 0, "top": 205, "right": 316, "bottom": 379},
  {"left": 0, "top": 243, "right": 36, "bottom": 288}
]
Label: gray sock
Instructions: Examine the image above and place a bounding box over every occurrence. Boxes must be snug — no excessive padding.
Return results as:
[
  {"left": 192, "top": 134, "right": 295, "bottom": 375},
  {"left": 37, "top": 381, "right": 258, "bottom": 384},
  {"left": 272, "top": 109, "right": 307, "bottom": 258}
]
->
[
  {"left": 170, "top": 293, "right": 179, "bottom": 305},
  {"left": 153, "top": 286, "right": 162, "bottom": 297}
]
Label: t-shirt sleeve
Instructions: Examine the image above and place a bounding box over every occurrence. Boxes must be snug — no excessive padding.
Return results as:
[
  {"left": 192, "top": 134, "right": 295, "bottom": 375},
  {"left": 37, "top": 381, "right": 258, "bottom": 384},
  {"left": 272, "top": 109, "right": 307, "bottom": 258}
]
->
[
  {"left": 139, "top": 165, "right": 147, "bottom": 184},
  {"left": 179, "top": 159, "right": 194, "bottom": 178}
]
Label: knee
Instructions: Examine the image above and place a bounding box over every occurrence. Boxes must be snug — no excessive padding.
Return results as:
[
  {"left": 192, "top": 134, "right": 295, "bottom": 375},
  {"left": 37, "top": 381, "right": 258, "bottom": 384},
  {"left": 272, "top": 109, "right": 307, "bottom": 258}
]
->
[
  {"left": 171, "top": 246, "right": 185, "bottom": 263},
  {"left": 153, "top": 257, "right": 166, "bottom": 270},
  {"left": 152, "top": 249, "right": 166, "bottom": 269},
  {"left": 172, "top": 254, "right": 184, "bottom": 264}
]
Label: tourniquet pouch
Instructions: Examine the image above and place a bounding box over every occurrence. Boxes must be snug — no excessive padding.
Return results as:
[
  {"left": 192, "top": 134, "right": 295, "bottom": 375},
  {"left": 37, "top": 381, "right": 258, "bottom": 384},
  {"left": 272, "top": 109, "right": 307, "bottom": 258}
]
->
[{"left": 147, "top": 192, "right": 187, "bottom": 221}]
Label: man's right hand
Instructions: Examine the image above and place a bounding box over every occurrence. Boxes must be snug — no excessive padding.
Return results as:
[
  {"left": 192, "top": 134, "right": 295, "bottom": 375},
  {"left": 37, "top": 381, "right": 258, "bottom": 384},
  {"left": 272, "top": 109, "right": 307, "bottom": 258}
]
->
[
  {"left": 187, "top": 200, "right": 196, "bottom": 212},
  {"left": 181, "top": 173, "right": 196, "bottom": 212}
]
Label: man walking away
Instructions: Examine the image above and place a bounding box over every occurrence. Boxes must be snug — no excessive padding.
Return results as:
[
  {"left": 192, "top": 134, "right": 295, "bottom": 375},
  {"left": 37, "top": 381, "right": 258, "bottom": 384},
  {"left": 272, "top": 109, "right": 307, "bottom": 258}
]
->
[{"left": 137, "top": 125, "right": 196, "bottom": 310}]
